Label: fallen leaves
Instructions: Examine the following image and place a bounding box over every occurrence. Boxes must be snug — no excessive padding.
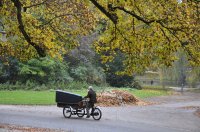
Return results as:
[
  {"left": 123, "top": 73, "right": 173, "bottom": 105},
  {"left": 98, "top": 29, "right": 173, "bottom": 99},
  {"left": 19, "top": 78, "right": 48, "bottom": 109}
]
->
[
  {"left": 0, "top": 124, "right": 66, "bottom": 132},
  {"left": 180, "top": 106, "right": 200, "bottom": 110},
  {"left": 179, "top": 106, "right": 200, "bottom": 118}
]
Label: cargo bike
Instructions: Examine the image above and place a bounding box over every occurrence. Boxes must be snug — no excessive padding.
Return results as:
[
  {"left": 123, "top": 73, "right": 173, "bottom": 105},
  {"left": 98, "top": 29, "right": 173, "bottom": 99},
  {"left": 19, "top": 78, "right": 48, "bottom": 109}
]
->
[{"left": 56, "top": 90, "right": 102, "bottom": 120}]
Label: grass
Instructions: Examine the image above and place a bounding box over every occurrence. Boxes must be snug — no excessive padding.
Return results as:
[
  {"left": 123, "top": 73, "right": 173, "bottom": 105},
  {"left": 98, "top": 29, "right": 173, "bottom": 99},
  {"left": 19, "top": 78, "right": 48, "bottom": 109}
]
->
[
  {"left": 0, "top": 91, "right": 55, "bottom": 105},
  {"left": 129, "top": 89, "right": 171, "bottom": 98},
  {"left": 0, "top": 88, "right": 171, "bottom": 105},
  {"left": 0, "top": 90, "right": 88, "bottom": 105},
  {"left": 110, "top": 87, "right": 171, "bottom": 98}
]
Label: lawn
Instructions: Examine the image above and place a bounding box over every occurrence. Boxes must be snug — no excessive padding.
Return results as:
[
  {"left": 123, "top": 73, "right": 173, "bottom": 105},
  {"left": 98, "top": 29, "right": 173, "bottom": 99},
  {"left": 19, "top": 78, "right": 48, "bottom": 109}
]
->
[
  {"left": 129, "top": 89, "right": 171, "bottom": 98},
  {"left": 0, "top": 88, "right": 171, "bottom": 105},
  {"left": 0, "top": 90, "right": 88, "bottom": 105},
  {"left": 0, "top": 91, "right": 56, "bottom": 105}
]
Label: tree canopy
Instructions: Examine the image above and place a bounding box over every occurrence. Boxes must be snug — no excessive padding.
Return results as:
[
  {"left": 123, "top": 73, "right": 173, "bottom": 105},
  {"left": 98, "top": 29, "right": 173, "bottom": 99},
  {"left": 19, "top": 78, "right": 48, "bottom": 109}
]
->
[
  {"left": 0, "top": 0, "right": 200, "bottom": 74},
  {"left": 0, "top": 0, "right": 95, "bottom": 60}
]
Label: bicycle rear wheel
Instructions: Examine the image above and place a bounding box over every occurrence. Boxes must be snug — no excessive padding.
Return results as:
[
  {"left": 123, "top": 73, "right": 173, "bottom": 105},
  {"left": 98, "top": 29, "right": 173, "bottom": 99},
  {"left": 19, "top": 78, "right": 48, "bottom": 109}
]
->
[{"left": 92, "top": 107, "right": 102, "bottom": 120}]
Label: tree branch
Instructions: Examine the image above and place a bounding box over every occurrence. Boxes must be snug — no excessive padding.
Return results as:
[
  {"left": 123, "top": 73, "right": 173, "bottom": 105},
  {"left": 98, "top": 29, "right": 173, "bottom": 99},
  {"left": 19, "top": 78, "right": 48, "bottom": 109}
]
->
[
  {"left": 0, "top": 0, "right": 3, "bottom": 7},
  {"left": 112, "top": 6, "right": 159, "bottom": 25},
  {"left": 160, "top": 28, "right": 171, "bottom": 44},
  {"left": 11, "top": 0, "right": 46, "bottom": 57},
  {"left": 89, "top": 0, "right": 118, "bottom": 24},
  {"left": 157, "top": 21, "right": 198, "bottom": 62}
]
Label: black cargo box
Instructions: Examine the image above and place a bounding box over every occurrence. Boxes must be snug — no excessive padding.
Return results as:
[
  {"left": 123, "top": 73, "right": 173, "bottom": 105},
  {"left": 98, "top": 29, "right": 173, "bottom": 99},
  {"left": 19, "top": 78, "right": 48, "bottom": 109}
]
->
[{"left": 56, "top": 90, "right": 82, "bottom": 106}]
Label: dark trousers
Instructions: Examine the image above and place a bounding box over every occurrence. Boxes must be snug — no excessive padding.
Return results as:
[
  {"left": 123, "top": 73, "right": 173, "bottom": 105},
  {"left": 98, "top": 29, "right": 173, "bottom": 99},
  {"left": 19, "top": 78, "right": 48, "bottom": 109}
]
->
[{"left": 86, "top": 102, "right": 94, "bottom": 116}]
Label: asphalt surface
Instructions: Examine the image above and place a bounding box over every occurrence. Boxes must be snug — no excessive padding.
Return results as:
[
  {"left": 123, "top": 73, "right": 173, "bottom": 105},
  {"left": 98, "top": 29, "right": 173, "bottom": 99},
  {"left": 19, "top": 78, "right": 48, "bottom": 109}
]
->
[{"left": 0, "top": 92, "right": 200, "bottom": 132}]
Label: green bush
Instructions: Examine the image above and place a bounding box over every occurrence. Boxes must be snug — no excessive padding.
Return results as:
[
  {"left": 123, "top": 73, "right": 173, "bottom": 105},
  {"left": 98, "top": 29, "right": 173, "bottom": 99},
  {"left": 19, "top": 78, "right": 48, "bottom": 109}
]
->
[
  {"left": 33, "top": 84, "right": 48, "bottom": 91},
  {"left": 0, "top": 82, "right": 26, "bottom": 90},
  {"left": 70, "top": 63, "right": 106, "bottom": 85},
  {"left": 100, "top": 52, "right": 139, "bottom": 88},
  {"left": 86, "top": 65, "right": 106, "bottom": 85},
  {"left": 70, "top": 65, "right": 88, "bottom": 82},
  {"left": 0, "top": 58, "right": 19, "bottom": 84},
  {"left": 19, "top": 57, "right": 73, "bottom": 84},
  {"left": 66, "top": 81, "right": 89, "bottom": 90}
]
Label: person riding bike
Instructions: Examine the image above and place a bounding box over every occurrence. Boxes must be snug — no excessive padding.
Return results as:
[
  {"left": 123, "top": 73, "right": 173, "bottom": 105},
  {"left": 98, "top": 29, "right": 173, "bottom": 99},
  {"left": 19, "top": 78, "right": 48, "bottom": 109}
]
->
[{"left": 84, "top": 86, "right": 97, "bottom": 118}]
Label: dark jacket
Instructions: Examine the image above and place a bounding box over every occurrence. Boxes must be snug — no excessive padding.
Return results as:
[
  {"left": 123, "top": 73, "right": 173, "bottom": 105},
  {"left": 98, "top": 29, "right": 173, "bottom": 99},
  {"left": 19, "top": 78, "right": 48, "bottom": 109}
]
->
[{"left": 85, "top": 89, "right": 97, "bottom": 103}]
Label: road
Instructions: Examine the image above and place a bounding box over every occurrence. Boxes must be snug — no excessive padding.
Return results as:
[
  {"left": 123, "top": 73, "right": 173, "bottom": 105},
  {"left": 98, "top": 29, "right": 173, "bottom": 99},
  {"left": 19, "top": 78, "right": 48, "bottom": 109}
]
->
[{"left": 0, "top": 92, "right": 200, "bottom": 132}]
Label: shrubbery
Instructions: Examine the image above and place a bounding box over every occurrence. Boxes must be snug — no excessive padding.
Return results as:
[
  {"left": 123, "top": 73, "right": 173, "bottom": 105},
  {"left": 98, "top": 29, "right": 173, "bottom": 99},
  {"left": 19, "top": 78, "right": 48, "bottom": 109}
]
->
[
  {"left": 0, "top": 57, "right": 106, "bottom": 90},
  {"left": 0, "top": 55, "right": 141, "bottom": 90},
  {"left": 0, "top": 81, "right": 91, "bottom": 91},
  {"left": 19, "top": 57, "right": 73, "bottom": 84},
  {"left": 100, "top": 52, "right": 142, "bottom": 89},
  {"left": 70, "top": 63, "right": 106, "bottom": 85}
]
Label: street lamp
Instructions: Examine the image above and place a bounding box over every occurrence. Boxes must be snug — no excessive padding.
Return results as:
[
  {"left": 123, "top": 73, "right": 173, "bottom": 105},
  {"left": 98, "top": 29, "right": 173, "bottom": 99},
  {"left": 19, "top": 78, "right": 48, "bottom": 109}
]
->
[{"left": 0, "top": 30, "right": 7, "bottom": 42}]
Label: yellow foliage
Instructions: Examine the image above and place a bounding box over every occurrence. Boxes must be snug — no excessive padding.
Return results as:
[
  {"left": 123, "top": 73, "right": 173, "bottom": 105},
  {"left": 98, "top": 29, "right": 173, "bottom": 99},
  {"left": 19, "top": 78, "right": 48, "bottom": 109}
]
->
[
  {"left": 0, "top": 0, "right": 199, "bottom": 75},
  {"left": 93, "top": 0, "right": 200, "bottom": 74},
  {"left": 0, "top": 0, "right": 96, "bottom": 61}
]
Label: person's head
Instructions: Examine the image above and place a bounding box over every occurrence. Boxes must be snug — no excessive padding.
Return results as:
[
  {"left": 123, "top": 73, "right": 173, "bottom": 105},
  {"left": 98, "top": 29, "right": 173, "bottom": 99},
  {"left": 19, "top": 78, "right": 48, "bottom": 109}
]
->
[{"left": 88, "top": 86, "right": 93, "bottom": 91}]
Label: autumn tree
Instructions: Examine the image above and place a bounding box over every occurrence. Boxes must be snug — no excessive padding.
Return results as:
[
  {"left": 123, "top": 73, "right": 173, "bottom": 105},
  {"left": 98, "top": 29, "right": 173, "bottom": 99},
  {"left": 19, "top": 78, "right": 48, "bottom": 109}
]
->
[
  {"left": 0, "top": 0, "right": 200, "bottom": 74},
  {"left": 0, "top": 0, "right": 96, "bottom": 60},
  {"left": 93, "top": 0, "right": 200, "bottom": 74}
]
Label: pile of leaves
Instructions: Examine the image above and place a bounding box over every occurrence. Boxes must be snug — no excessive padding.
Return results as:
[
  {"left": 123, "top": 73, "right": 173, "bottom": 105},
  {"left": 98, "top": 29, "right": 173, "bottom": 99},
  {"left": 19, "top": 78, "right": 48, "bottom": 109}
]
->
[
  {"left": 97, "top": 90, "right": 151, "bottom": 106},
  {"left": 0, "top": 124, "right": 65, "bottom": 132}
]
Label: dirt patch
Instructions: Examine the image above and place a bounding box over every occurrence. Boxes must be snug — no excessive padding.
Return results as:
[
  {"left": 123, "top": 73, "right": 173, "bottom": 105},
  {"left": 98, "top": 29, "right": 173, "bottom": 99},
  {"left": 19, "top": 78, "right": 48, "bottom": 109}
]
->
[
  {"left": 0, "top": 124, "right": 66, "bottom": 132},
  {"left": 97, "top": 90, "right": 154, "bottom": 106}
]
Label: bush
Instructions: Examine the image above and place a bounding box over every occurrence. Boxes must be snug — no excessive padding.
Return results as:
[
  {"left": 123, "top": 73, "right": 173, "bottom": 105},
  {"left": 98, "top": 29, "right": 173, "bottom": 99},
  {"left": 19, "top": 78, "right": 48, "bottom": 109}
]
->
[
  {"left": 19, "top": 57, "right": 73, "bottom": 84},
  {"left": 86, "top": 65, "right": 106, "bottom": 85},
  {"left": 101, "top": 52, "right": 137, "bottom": 88},
  {"left": 0, "top": 82, "right": 26, "bottom": 90},
  {"left": 66, "top": 81, "right": 88, "bottom": 90},
  {"left": 70, "top": 65, "right": 88, "bottom": 82},
  {"left": 69, "top": 63, "right": 106, "bottom": 85},
  {"left": 33, "top": 84, "right": 48, "bottom": 91}
]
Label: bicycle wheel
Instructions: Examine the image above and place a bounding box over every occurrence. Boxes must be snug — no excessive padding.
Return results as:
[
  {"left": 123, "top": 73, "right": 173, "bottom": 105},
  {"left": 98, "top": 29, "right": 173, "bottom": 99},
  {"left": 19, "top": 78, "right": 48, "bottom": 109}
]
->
[
  {"left": 63, "top": 106, "right": 72, "bottom": 118},
  {"left": 92, "top": 107, "right": 102, "bottom": 120}
]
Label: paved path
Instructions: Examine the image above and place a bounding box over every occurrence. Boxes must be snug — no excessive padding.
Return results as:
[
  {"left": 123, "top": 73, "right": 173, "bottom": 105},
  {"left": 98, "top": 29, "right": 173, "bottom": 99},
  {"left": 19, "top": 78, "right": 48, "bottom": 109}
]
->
[{"left": 0, "top": 92, "right": 200, "bottom": 132}]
